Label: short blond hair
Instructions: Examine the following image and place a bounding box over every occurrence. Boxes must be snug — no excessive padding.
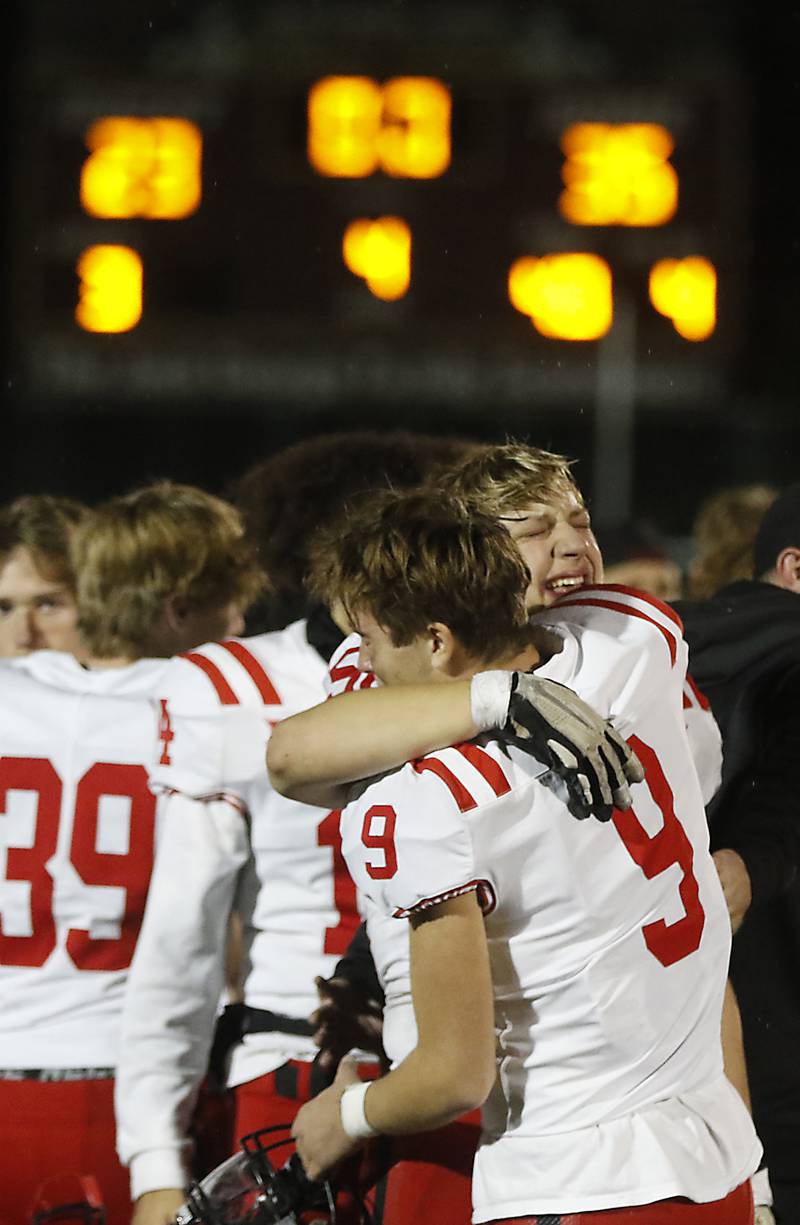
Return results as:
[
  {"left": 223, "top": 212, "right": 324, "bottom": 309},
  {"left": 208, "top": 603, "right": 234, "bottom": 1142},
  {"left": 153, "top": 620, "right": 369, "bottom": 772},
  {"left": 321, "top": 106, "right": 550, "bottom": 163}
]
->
[
  {"left": 73, "top": 482, "right": 265, "bottom": 657},
  {"left": 439, "top": 442, "right": 578, "bottom": 516},
  {"left": 311, "top": 490, "right": 531, "bottom": 662},
  {"left": 0, "top": 495, "right": 89, "bottom": 587}
]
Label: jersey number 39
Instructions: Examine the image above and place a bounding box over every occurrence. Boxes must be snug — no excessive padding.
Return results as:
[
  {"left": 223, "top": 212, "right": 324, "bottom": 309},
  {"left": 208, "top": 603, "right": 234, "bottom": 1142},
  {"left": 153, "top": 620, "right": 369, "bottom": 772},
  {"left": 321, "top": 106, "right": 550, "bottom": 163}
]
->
[{"left": 0, "top": 757, "right": 155, "bottom": 971}]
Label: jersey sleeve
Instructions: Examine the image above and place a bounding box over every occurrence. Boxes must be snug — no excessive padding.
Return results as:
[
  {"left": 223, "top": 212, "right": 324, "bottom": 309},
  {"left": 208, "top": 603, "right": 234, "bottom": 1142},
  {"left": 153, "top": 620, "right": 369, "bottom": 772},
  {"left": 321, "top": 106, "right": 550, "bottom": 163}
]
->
[
  {"left": 151, "top": 649, "right": 276, "bottom": 803},
  {"left": 326, "top": 633, "right": 377, "bottom": 697},
  {"left": 536, "top": 584, "right": 689, "bottom": 736},
  {"left": 342, "top": 753, "right": 488, "bottom": 920},
  {"left": 115, "top": 790, "right": 250, "bottom": 1196}
]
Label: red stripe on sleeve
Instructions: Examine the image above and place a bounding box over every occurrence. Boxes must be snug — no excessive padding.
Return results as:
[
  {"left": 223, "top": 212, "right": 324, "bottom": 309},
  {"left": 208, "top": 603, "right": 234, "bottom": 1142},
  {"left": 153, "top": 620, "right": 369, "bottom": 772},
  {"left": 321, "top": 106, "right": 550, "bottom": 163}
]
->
[
  {"left": 553, "top": 595, "right": 678, "bottom": 666},
  {"left": 574, "top": 583, "right": 684, "bottom": 633},
  {"left": 220, "top": 640, "right": 281, "bottom": 704},
  {"left": 413, "top": 757, "right": 477, "bottom": 813},
  {"left": 180, "top": 652, "right": 239, "bottom": 705},
  {"left": 455, "top": 743, "right": 512, "bottom": 798},
  {"left": 685, "top": 673, "right": 711, "bottom": 711},
  {"left": 330, "top": 647, "right": 365, "bottom": 693}
]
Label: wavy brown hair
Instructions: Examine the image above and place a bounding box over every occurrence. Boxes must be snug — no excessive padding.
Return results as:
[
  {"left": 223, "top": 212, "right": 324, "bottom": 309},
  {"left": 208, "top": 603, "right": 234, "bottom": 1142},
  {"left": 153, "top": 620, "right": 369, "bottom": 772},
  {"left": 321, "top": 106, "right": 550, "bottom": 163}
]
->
[
  {"left": 230, "top": 430, "right": 480, "bottom": 629},
  {"left": 0, "top": 495, "right": 89, "bottom": 588},
  {"left": 310, "top": 489, "right": 532, "bottom": 663}
]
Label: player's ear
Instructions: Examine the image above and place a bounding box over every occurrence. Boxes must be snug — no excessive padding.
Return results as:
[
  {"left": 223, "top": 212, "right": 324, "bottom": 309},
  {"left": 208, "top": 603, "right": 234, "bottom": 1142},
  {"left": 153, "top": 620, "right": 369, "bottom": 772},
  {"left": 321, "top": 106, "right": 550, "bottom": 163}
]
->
[
  {"left": 775, "top": 546, "right": 800, "bottom": 593},
  {"left": 428, "top": 622, "right": 458, "bottom": 673},
  {"left": 163, "top": 594, "right": 190, "bottom": 632}
]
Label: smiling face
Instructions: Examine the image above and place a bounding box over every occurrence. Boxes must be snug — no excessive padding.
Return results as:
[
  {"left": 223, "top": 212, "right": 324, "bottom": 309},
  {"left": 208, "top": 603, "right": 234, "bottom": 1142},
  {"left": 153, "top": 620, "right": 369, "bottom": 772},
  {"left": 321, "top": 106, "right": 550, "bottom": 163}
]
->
[{"left": 500, "top": 487, "right": 604, "bottom": 610}]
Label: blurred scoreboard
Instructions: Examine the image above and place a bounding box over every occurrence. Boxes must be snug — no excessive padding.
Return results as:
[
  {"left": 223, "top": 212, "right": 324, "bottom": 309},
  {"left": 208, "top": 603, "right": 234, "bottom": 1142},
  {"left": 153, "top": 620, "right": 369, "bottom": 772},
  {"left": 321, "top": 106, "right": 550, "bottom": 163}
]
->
[{"left": 10, "top": 38, "right": 748, "bottom": 409}]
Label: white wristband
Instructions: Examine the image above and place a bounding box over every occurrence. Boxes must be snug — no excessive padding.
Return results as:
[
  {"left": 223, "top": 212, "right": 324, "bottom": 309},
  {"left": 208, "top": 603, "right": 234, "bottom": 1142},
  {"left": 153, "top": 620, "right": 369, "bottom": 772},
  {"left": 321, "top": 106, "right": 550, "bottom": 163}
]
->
[
  {"left": 470, "top": 670, "right": 513, "bottom": 731},
  {"left": 340, "top": 1081, "right": 379, "bottom": 1140},
  {"left": 752, "top": 1167, "right": 773, "bottom": 1208}
]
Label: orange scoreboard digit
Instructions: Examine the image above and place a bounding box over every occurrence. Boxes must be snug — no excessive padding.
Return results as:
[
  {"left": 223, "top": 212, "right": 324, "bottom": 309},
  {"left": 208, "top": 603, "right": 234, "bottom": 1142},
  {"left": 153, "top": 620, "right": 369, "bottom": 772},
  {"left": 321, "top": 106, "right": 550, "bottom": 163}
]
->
[{"left": 31, "top": 70, "right": 733, "bottom": 367}]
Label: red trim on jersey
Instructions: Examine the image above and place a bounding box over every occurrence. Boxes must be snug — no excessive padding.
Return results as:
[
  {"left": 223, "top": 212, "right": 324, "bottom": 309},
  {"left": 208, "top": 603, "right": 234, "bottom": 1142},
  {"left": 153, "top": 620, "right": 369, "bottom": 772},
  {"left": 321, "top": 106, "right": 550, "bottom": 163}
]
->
[
  {"left": 553, "top": 595, "right": 679, "bottom": 666},
  {"left": 454, "top": 743, "right": 511, "bottom": 798},
  {"left": 685, "top": 672, "right": 711, "bottom": 710},
  {"left": 329, "top": 646, "right": 364, "bottom": 694},
  {"left": 393, "top": 878, "right": 496, "bottom": 919},
  {"left": 220, "top": 640, "right": 281, "bottom": 704},
  {"left": 161, "top": 787, "right": 249, "bottom": 820},
  {"left": 568, "top": 583, "right": 685, "bottom": 632},
  {"left": 413, "top": 756, "right": 477, "bottom": 812},
  {"left": 180, "top": 652, "right": 239, "bottom": 704}
]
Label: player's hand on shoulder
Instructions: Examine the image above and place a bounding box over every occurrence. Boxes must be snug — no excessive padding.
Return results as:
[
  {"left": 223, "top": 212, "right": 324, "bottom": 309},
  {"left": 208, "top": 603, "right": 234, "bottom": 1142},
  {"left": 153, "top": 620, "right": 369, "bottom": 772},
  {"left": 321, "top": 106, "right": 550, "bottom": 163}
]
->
[
  {"left": 501, "top": 672, "right": 644, "bottom": 822},
  {"left": 310, "top": 975, "right": 385, "bottom": 1072},
  {"left": 130, "top": 1188, "right": 186, "bottom": 1225}
]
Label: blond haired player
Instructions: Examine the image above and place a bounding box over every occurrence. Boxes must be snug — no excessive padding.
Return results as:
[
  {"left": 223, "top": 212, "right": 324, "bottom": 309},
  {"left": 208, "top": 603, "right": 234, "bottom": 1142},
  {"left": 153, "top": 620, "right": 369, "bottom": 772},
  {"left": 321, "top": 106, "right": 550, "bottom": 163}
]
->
[
  {"left": 285, "top": 490, "right": 760, "bottom": 1223},
  {"left": 268, "top": 444, "right": 731, "bottom": 1225},
  {"left": 0, "top": 495, "right": 89, "bottom": 658},
  {"left": 0, "top": 482, "right": 261, "bottom": 1225},
  {"left": 115, "top": 433, "right": 637, "bottom": 1225}
]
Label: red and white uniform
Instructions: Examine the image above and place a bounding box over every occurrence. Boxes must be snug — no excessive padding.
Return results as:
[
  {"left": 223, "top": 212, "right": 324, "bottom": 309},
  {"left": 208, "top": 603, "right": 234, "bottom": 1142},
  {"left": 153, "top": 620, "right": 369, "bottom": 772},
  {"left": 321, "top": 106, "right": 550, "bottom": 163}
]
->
[
  {"left": 116, "top": 622, "right": 362, "bottom": 1199},
  {"left": 0, "top": 650, "right": 171, "bottom": 1225},
  {"left": 327, "top": 591, "right": 723, "bottom": 1073},
  {"left": 336, "top": 588, "right": 760, "bottom": 1220}
]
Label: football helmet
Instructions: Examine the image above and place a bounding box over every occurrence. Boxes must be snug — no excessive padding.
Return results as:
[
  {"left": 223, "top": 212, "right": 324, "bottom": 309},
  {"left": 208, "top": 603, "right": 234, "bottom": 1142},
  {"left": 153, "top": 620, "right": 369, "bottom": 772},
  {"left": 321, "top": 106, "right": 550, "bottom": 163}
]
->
[
  {"left": 29, "top": 1175, "right": 105, "bottom": 1225},
  {"left": 176, "top": 1126, "right": 336, "bottom": 1225}
]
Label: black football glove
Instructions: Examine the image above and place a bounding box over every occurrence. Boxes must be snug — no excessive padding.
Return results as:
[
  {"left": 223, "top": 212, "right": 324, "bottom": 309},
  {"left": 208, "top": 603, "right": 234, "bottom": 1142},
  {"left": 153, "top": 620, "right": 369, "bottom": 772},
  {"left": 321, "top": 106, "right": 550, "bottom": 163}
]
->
[{"left": 501, "top": 672, "right": 645, "bottom": 822}]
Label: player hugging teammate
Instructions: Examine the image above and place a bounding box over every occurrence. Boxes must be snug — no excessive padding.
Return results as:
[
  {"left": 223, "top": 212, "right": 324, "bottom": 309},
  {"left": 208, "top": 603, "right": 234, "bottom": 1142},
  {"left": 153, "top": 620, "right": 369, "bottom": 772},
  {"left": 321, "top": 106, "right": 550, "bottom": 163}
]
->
[{"left": 1, "top": 439, "right": 763, "bottom": 1225}]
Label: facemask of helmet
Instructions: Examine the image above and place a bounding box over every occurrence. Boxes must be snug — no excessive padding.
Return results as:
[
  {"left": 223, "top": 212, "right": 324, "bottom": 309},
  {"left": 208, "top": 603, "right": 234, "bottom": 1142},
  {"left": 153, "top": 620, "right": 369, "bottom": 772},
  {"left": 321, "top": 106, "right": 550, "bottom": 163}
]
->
[{"left": 175, "top": 1126, "right": 335, "bottom": 1225}]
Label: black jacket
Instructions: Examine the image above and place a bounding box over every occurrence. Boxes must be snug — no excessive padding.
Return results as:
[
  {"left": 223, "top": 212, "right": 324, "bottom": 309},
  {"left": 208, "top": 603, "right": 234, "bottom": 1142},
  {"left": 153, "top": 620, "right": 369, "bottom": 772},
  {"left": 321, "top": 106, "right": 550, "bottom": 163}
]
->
[
  {"left": 675, "top": 581, "right": 800, "bottom": 1170},
  {"left": 675, "top": 581, "right": 800, "bottom": 908}
]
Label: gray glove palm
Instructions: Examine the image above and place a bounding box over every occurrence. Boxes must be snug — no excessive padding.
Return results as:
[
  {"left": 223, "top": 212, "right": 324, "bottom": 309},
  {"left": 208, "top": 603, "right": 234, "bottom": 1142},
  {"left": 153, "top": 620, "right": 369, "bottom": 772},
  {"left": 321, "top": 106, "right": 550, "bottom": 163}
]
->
[{"left": 502, "top": 672, "right": 645, "bottom": 822}]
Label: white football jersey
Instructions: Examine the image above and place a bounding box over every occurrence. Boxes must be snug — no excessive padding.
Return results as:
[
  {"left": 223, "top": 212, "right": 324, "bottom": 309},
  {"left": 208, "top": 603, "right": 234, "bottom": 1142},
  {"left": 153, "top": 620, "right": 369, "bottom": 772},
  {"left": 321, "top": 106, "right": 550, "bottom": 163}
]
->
[
  {"left": 152, "top": 622, "right": 361, "bottom": 1042},
  {"left": 0, "top": 651, "right": 170, "bottom": 1068},
  {"left": 338, "top": 587, "right": 760, "bottom": 1218},
  {"left": 117, "top": 621, "right": 365, "bottom": 1199}
]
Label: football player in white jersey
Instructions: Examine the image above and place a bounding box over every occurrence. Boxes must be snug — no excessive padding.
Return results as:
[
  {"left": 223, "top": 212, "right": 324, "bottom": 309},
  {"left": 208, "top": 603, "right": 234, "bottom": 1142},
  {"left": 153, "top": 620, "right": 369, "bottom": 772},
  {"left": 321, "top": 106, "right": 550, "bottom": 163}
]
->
[
  {"left": 115, "top": 432, "right": 637, "bottom": 1225},
  {"left": 286, "top": 490, "right": 760, "bottom": 1224},
  {"left": 268, "top": 443, "right": 733, "bottom": 1225},
  {"left": 115, "top": 432, "right": 498, "bottom": 1225},
  {"left": 0, "top": 496, "right": 89, "bottom": 658},
  {"left": 0, "top": 483, "right": 262, "bottom": 1225}
]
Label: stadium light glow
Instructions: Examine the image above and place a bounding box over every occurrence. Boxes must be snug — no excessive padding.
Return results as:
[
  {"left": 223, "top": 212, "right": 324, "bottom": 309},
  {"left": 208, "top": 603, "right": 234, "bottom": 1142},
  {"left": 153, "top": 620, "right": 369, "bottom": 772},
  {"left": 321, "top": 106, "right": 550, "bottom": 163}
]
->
[
  {"left": 559, "top": 123, "right": 678, "bottom": 227},
  {"left": 343, "top": 217, "right": 411, "bottom": 300},
  {"left": 80, "top": 117, "right": 202, "bottom": 219},
  {"left": 75, "top": 246, "right": 143, "bottom": 332},
  {"left": 508, "top": 253, "right": 613, "bottom": 340}
]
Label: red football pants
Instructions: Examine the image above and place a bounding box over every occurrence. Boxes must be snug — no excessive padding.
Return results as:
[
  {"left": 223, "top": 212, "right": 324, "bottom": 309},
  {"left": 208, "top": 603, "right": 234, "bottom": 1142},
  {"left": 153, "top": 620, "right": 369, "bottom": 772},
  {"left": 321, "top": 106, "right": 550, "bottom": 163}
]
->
[
  {"left": 381, "top": 1109, "right": 481, "bottom": 1225},
  {"left": 488, "top": 1177, "right": 754, "bottom": 1224},
  {"left": 0, "top": 1078, "right": 131, "bottom": 1225}
]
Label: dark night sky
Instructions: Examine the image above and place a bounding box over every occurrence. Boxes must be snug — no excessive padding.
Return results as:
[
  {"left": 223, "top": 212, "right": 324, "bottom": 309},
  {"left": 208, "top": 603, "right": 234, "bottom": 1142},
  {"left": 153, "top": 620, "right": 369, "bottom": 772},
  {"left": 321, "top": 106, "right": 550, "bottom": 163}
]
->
[{"left": 3, "top": 1, "right": 798, "bottom": 531}]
